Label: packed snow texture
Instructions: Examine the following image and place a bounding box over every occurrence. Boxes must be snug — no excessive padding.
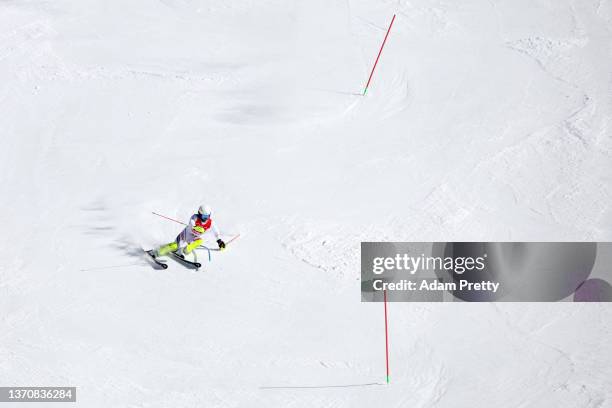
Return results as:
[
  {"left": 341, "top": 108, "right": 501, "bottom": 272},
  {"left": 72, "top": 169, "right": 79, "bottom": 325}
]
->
[{"left": 1, "top": 0, "right": 611, "bottom": 407}]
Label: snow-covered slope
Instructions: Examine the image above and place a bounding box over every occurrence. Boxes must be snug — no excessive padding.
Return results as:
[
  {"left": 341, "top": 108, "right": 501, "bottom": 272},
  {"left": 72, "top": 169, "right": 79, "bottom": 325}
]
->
[{"left": 1, "top": 0, "right": 611, "bottom": 406}]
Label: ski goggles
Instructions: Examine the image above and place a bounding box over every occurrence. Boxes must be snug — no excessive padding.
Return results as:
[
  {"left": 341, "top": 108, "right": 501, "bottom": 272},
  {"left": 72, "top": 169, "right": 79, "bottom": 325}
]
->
[{"left": 198, "top": 214, "right": 210, "bottom": 221}]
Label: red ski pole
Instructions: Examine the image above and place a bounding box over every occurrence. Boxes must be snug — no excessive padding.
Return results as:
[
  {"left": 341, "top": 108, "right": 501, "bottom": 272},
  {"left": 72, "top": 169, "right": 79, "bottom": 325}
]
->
[
  {"left": 152, "top": 211, "right": 187, "bottom": 226},
  {"left": 226, "top": 234, "right": 241, "bottom": 245}
]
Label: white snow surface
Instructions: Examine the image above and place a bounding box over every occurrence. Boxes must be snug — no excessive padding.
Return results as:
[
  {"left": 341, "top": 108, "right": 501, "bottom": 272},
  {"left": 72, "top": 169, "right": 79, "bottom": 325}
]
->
[{"left": 1, "top": 0, "right": 612, "bottom": 407}]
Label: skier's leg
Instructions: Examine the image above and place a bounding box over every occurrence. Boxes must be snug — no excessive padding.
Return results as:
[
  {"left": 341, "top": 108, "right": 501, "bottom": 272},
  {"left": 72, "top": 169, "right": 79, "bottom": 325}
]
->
[
  {"left": 155, "top": 234, "right": 184, "bottom": 257},
  {"left": 184, "top": 239, "right": 203, "bottom": 255},
  {"left": 156, "top": 241, "right": 178, "bottom": 257},
  {"left": 174, "top": 234, "right": 190, "bottom": 257}
]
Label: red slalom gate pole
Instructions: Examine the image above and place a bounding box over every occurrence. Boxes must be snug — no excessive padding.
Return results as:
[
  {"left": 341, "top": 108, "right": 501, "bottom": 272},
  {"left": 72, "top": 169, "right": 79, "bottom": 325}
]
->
[
  {"left": 384, "top": 289, "right": 390, "bottom": 384},
  {"left": 363, "top": 14, "right": 396, "bottom": 96},
  {"left": 152, "top": 211, "right": 187, "bottom": 226}
]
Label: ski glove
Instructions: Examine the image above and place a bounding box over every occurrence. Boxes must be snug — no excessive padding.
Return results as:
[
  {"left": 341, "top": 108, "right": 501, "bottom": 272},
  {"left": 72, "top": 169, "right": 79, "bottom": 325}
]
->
[{"left": 217, "top": 239, "right": 226, "bottom": 250}]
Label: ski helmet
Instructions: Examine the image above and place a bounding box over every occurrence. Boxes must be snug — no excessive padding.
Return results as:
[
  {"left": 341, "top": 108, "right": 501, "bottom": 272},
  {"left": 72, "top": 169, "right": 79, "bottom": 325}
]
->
[{"left": 198, "top": 204, "right": 212, "bottom": 217}]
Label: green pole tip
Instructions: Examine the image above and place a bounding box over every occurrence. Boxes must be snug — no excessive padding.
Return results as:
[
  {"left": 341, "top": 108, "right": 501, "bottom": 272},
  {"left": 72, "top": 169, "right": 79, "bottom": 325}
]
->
[{"left": 386, "top": 376, "right": 390, "bottom": 384}]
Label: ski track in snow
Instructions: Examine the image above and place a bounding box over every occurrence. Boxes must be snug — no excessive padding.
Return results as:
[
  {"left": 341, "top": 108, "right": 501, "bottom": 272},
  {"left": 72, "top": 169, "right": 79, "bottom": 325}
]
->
[{"left": 0, "top": 0, "right": 611, "bottom": 407}]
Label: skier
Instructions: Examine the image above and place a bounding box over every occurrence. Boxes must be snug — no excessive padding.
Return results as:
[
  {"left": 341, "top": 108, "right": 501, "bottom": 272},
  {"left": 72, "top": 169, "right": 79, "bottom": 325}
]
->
[{"left": 152, "top": 204, "right": 225, "bottom": 259}]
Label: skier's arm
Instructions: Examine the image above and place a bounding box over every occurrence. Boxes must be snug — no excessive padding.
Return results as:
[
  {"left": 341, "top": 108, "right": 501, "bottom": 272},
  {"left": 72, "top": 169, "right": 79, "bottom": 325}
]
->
[
  {"left": 211, "top": 221, "right": 221, "bottom": 240},
  {"left": 212, "top": 221, "right": 225, "bottom": 249},
  {"left": 188, "top": 215, "right": 198, "bottom": 229}
]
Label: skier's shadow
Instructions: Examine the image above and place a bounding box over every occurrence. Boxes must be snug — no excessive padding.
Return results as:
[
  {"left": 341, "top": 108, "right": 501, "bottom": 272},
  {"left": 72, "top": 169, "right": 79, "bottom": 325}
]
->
[
  {"left": 80, "top": 200, "right": 146, "bottom": 265},
  {"left": 112, "top": 239, "right": 147, "bottom": 260}
]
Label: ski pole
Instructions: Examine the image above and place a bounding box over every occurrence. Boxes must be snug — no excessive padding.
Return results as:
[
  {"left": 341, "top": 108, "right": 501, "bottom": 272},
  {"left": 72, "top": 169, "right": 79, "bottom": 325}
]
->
[
  {"left": 195, "top": 246, "right": 214, "bottom": 262},
  {"left": 226, "top": 233, "right": 241, "bottom": 245},
  {"left": 152, "top": 211, "right": 187, "bottom": 226},
  {"left": 198, "top": 234, "right": 240, "bottom": 251}
]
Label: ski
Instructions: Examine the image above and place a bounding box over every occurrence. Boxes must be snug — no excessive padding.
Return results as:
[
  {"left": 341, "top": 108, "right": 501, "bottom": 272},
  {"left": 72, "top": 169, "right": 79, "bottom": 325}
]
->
[
  {"left": 169, "top": 252, "right": 202, "bottom": 270},
  {"left": 144, "top": 249, "right": 168, "bottom": 270}
]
